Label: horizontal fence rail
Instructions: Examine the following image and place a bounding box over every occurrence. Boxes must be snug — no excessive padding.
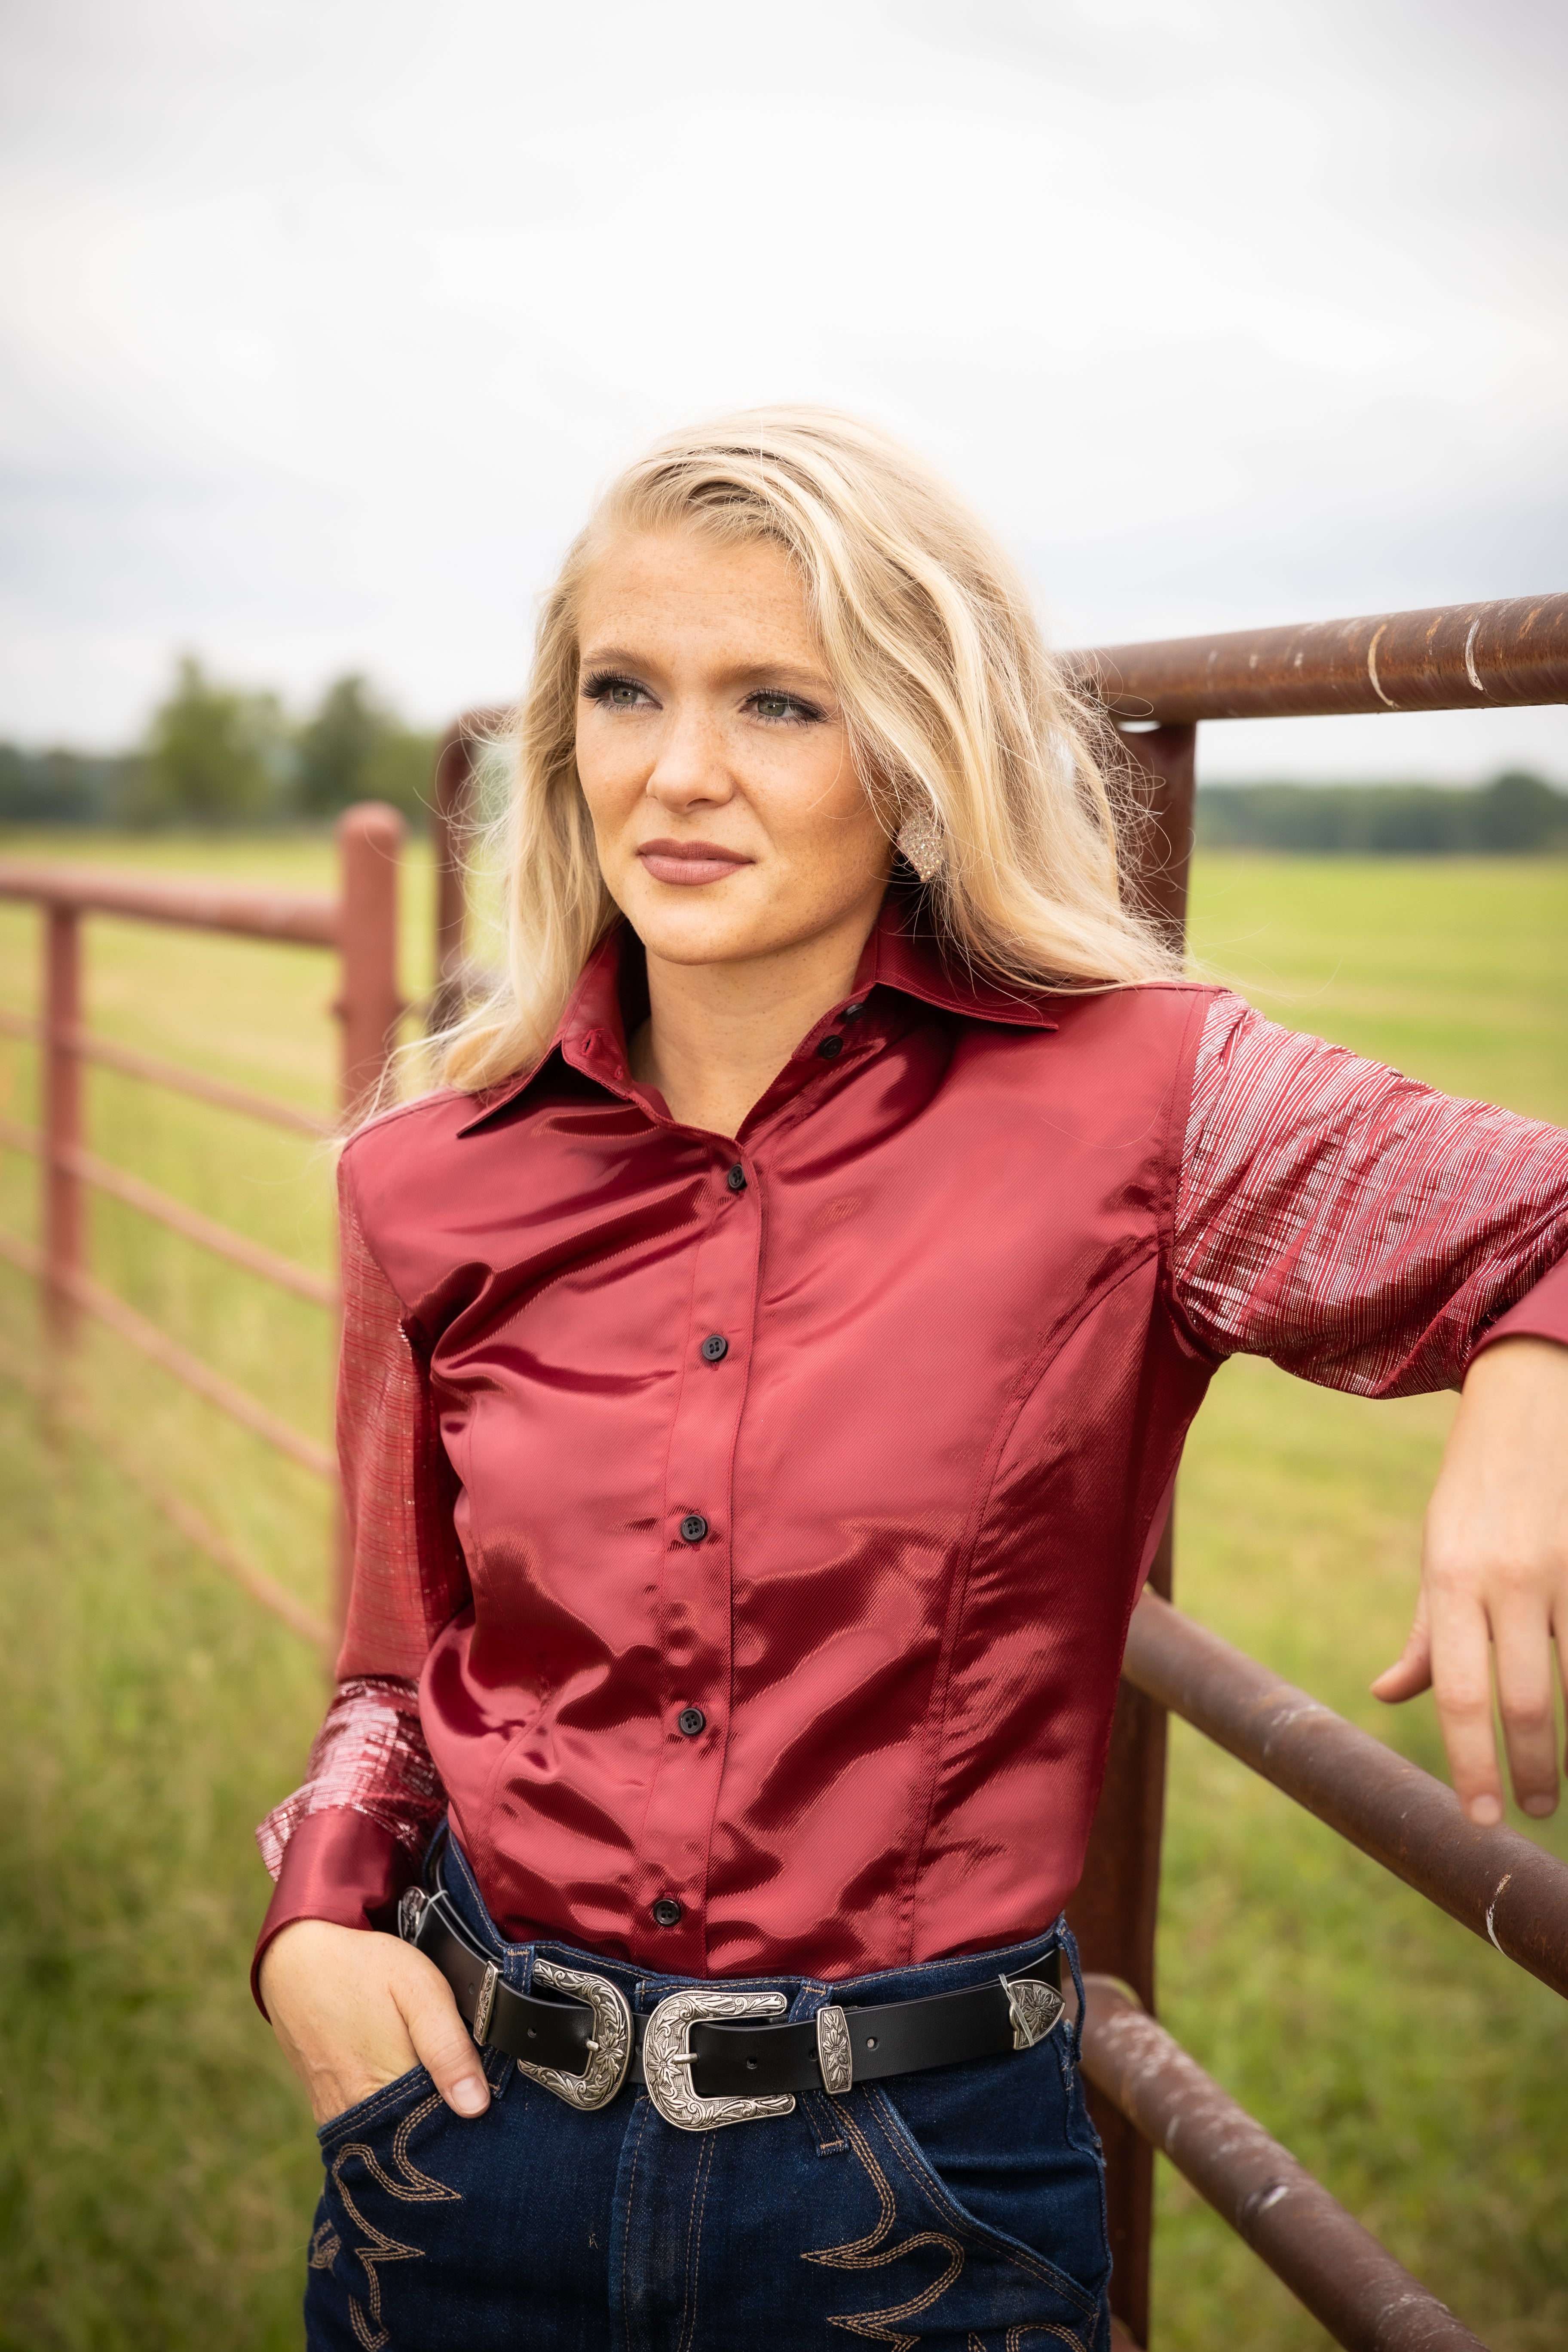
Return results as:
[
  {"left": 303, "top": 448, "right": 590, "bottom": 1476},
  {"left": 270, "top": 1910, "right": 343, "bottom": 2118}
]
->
[
  {"left": 0, "top": 803, "right": 406, "bottom": 1653},
  {"left": 1068, "top": 591, "right": 1568, "bottom": 724},
  {"left": 0, "top": 861, "right": 341, "bottom": 944},
  {"left": 0, "top": 1326, "right": 331, "bottom": 1651},
  {"left": 1076, "top": 1978, "right": 1485, "bottom": 2352},
  {"left": 1123, "top": 1589, "right": 1568, "bottom": 2002},
  {"left": 0, "top": 1006, "right": 336, "bottom": 1136},
  {"left": 0, "top": 1112, "right": 337, "bottom": 1307}
]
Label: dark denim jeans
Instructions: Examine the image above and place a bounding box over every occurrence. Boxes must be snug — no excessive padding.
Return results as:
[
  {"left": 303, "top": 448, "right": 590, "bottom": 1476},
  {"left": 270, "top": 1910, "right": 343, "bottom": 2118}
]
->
[{"left": 303, "top": 1836, "right": 1112, "bottom": 2351}]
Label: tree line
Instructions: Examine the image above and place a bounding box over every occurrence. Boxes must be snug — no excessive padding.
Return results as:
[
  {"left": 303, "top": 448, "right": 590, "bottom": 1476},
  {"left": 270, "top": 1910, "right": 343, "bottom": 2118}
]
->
[
  {"left": 0, "top": 657, "right": 441, "bottom": 828},
  {"left": 1195, "top": 774, "right": 1567, "bottom": 854}
]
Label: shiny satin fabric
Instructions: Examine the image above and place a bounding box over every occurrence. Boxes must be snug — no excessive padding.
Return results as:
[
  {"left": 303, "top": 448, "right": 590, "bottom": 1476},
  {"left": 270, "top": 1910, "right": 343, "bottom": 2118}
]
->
[{"left": 326, "top": 905, "right": 1216, "bottom": 1981}]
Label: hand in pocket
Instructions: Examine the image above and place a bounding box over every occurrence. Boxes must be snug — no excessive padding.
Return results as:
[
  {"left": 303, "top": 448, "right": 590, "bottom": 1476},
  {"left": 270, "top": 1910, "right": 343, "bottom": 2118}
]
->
[{"left": 260, "top": 1918, "right": 491, "bottom": 2126}]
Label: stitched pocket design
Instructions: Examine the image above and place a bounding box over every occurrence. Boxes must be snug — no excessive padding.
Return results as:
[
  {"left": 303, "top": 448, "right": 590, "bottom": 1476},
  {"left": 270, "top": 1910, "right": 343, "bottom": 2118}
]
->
[
  {"left": 802, "top": 2098, "right": 968, "bottom": 2349},
  {"left": 805, "top": 2086, "right": 1102, "bottom": 2349},
  {"left": 323, "top": 2090, "right": 463, "bottom": 2349}
]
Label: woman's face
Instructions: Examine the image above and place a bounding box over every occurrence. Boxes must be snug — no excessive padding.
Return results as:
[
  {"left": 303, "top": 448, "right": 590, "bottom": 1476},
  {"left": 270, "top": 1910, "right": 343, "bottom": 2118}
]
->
[{"left": 574, "top": 527, "right": 890, "bottom": 971}]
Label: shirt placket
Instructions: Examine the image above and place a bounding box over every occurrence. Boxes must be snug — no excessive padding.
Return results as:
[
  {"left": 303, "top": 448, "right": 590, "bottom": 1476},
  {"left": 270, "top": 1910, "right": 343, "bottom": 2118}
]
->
[
  {"left": 568, "top": 998, "right": 890, "bottom": 1969},
  {"left": 631, "top": 1138, "right": 762, "bottom": 1969}
]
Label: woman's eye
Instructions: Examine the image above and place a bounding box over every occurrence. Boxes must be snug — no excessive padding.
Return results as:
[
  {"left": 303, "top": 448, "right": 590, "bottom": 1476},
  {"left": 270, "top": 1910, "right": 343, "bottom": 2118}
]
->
[
  {"left": 584, "top": 675, "right": 649, "bottom": 710},
  {"left": 751, "top": 692, "right": 816, "bottom": 724}
]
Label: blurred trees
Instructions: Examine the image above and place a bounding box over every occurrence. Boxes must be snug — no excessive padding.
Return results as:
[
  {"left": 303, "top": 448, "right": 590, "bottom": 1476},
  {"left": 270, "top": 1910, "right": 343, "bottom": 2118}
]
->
[
  {"left": 1196, "top": 773, "right": 1568, "bottom": 854},
  {"left": 127, "top": 657, "right": 288, "bottom": 825},
  {"left": 0, "top": 656, "right": 442, "bottom": 828},
  {"left": 294, "top": 675, "right": 437, "bottom": 820},
  {"left": 1476, "top": 770, "right": 1567, "bottom": 851},
  {"left": 0, "top": 747, "right": 130, "bottom": 826}
]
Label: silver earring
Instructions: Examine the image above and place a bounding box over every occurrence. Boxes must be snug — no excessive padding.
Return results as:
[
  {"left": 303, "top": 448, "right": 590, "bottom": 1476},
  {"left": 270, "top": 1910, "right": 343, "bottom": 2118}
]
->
[{"left": 895, "top": 808, "right": 944, "bottom": 883}]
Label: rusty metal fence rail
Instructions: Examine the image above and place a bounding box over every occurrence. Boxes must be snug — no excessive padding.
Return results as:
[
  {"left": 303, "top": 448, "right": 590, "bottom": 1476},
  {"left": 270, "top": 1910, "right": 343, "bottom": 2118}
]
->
[
  {"left": 0, "top": 802, "right": 405, "bottom": 1651},
  {"left": 1060, "top": 590, "right": 1568, "bottom": 2349}
]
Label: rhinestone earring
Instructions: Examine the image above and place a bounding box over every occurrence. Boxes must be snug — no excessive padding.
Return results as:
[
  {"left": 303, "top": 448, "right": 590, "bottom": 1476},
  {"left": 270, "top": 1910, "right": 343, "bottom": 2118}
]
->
[{"left": 894, "top": 808, "right": 944, "bottom": 883}]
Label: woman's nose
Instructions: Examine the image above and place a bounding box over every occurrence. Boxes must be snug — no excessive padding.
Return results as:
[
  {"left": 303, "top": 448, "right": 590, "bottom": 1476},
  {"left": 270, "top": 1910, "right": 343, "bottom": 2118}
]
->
[{"left": 644, "top": 707, "right": 734, "bottom": 810}]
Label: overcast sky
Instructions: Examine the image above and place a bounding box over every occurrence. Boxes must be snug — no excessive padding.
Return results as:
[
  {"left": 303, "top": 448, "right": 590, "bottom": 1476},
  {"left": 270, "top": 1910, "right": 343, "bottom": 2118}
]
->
[{"left": 2, "top": 0, "right": 1564, "bottom": 778}]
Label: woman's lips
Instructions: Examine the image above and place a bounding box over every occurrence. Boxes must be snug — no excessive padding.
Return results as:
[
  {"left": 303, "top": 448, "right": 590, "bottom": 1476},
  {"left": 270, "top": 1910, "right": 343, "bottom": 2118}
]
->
[{"left": 636, "top": 839, "right": 754, "bottom": 887}]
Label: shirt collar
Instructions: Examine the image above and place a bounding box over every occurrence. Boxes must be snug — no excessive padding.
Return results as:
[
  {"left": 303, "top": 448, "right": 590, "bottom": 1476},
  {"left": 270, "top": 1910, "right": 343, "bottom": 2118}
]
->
[
  {"left": 456, "top": 890, "right": 1057, "bottom": 1135},
  {"left": 855, "top": 893, "right": 1060, "bottom": 1031}
]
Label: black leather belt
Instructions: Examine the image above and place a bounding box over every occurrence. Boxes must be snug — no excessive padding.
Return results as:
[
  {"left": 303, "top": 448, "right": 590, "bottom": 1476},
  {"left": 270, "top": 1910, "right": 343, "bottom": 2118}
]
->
[{"left": 402, "top": 1887, "right": 1065, "bottom": 2135}]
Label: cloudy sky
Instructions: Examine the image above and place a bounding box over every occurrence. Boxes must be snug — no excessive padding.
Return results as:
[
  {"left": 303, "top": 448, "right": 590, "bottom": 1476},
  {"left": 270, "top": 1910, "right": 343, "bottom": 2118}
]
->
[{"left": 2, "top": 0, "right": 1564, "bottom": 778}]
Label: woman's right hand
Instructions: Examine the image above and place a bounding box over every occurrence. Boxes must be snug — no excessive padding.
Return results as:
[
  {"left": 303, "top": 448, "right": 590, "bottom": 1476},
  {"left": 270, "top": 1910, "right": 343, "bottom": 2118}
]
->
[{"left": 259, "top": 1917, "right": 492, "bottom": 2126}]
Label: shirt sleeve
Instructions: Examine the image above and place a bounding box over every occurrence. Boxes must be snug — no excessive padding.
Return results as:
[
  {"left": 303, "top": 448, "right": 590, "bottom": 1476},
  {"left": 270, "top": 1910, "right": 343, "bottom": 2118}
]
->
[
  {"left": 250, "top": 1153, "right": 470, "bottom": 2011},
  {"left": 1172, "top": 992, "right": 1568, "bottom": 1397}
]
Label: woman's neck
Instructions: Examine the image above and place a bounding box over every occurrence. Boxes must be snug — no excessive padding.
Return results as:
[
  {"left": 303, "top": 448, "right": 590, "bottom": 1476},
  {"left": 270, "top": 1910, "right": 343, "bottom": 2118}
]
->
[{"left": 628, "top": 897, "right": 881, "bottom": 1137}]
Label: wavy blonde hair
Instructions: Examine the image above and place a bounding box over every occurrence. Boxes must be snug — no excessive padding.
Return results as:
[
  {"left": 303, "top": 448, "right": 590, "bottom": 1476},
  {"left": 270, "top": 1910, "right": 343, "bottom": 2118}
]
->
[{"left": 440, "top": 406, "right": 1174, "bottom": 1091}]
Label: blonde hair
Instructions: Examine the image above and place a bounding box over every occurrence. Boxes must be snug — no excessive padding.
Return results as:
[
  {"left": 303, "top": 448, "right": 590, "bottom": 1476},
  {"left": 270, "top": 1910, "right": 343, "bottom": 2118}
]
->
[{"left": 440, "top": 406, "right": 1174, "bottom": 1092}]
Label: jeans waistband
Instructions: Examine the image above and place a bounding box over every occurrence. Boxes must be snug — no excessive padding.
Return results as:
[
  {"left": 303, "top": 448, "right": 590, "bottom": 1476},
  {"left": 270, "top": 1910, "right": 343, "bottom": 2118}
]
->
[{"left": 430, "top": 1824, "right": 1084, "bottom": 2035}]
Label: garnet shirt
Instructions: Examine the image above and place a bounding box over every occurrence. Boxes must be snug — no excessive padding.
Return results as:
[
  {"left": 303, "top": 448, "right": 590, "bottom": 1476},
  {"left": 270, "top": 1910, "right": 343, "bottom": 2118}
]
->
[{"left": 256, "top": 900, "right": 1568, "bottom": 1994}]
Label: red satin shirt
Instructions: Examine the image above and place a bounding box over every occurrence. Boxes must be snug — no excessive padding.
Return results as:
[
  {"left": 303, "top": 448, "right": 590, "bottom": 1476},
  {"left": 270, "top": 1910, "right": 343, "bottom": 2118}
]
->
[{"left": 256, "top": 897, "right": 1568, "bottom": 1995}]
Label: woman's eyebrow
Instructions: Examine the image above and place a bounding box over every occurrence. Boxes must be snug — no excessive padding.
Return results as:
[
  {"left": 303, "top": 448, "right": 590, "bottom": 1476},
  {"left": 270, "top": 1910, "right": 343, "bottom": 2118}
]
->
[
  {"left": 725, "top": 662, "right": 835, "bottom": 693},
  {"left": 579, "top": 645, "right": 833, "bottom": 693},
  {"left": 578, "top": 644, "right": 652, "bottom": 671}
]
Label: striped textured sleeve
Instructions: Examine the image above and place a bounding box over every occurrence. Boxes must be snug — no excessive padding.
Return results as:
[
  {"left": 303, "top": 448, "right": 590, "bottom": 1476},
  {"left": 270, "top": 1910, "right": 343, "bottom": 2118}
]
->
[
  {"left": 251, "top": 1157, "right": 470, "bottom": 2010},
  {"left": 1171, "top": 992, "right": 1568, "bottom": 1397}
]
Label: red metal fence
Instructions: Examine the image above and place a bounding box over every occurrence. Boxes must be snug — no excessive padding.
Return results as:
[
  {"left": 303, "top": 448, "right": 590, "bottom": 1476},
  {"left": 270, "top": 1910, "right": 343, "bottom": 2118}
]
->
[
  {"left": 0, "top": 802, "right": 405, "bottom": 1651},
  {"left": 1, "top": 592, "right": 1564, "bottom": 2347},
  {"left": 1062, "top": 591, "right": 1568, "bottom": 2351},
  {"left": 432, "top": 590, "right": 1568, "bottom": 2352}
]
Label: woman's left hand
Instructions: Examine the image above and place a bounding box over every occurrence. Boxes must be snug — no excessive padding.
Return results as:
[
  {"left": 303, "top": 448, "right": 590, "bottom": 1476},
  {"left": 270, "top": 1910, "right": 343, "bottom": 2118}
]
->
[{"left": 1373, "top": 1335, "right": 1568, "bottom": 1825}]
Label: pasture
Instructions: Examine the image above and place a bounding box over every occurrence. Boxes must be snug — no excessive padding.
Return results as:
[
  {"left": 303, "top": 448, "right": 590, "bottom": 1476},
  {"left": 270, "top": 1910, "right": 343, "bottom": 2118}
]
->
[{"left": 0, "top": 836, "right": 1564, "bottom": 2349}]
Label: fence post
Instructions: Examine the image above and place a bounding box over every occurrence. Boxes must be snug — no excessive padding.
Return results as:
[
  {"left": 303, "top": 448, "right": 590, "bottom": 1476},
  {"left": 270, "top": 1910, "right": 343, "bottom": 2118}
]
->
[
  {"left": 1072, "top": 720, "right": 1197, "bottom": 2346},
  {"left": 43, "top": 905, "right": 83, "bottom": 1344},
  {"left": 431, "top": 726, "right": 476, "bottom": 1034},
  {"left": 333, "top": 802, "right": 405, "bottom": 1640},
  {"left": 336, "top": 802, "right": 406, "bottom": 1126}
]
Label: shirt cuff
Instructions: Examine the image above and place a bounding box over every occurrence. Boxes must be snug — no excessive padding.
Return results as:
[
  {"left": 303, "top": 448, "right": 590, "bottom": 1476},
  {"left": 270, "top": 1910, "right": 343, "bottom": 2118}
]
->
[
  {"left": 250, "top": 1806, "right": 415, "bottom": 2018},
  {"left": 1470, "top": 1250, "right": 1568, "bottom": 1364}
]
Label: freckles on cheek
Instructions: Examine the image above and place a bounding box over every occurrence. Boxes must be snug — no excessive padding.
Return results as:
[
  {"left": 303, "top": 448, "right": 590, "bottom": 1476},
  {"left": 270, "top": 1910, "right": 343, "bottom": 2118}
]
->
[{"left": 574, "top": 734, "right": 625, "bottom": 836}]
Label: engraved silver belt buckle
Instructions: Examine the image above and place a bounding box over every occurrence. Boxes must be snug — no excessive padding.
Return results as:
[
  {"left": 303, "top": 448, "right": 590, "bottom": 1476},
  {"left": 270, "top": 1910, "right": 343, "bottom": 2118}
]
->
[
  {"left": 641, "top": 1988, "right": 796, "bottom": 2132},
  {"left": 516, "top": 1958, "right": 634, "bottom": 2113}
]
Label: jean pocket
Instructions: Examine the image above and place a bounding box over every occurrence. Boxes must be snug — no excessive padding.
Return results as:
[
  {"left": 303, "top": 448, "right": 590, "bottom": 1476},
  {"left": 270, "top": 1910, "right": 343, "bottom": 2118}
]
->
[
  {"left": 317, "top": 2062, "right": 435, "bottom": 2148},
  {"left": 868, "top": 2052, "right": 1109, "bottom": 2325}
]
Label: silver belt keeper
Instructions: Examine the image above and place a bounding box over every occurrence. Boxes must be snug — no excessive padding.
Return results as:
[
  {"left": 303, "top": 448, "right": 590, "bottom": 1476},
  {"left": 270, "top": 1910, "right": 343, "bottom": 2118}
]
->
[
  {"left": 816, "top": 2003, "right": 853, "bottom": 2095},
  {"left": 1001, "top": 1972, "right": 1064, "bottom": 2050}
]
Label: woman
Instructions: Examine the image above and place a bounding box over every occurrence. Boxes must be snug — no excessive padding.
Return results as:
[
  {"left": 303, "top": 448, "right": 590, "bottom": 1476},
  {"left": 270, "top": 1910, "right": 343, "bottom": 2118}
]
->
[{"left": 257, "top": 409, "right": 1568, "bottom": 2352}]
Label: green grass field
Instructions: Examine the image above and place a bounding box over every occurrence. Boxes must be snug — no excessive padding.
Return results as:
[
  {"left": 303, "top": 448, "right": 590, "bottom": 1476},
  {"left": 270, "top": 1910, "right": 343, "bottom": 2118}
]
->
[{"left": 0, "top": 835, "right": 1563, "bottom": 2349}]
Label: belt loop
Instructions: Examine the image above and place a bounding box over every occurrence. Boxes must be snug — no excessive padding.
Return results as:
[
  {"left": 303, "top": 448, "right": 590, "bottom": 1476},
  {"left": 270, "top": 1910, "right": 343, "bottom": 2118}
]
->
[
  {"left": 1060, "top": 1921, "right": 1087, "bottom": 2062},
  {"left": 420, "top": 1813, "right": 451, "bottom": 1895}
]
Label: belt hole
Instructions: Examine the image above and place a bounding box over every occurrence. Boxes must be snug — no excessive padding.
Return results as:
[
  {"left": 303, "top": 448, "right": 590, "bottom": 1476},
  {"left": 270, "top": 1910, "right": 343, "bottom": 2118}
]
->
[
  {"left": 527, "top": 2028, "right": 537, "bottom": 2039},
  {"left": 746, "top": 2057, "right": 758, "bottom": 2071},
  {"left": 865, "top": 2036, "right": 878, "bottom": 2050}
]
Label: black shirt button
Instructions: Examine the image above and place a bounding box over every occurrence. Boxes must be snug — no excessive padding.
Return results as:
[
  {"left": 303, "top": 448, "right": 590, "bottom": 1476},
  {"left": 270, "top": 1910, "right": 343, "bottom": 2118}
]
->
[
  {"left": 680, "top": 1512, "right": 709, "bottom": 1545},
  {"left": 677, "top": 1706, "right": 707, "bottom": 1737},
  {"left": 841, "top": 1001, "right": 865, "bottom": 1020},
  {"left": 817, "top": 1034, "right": 843, "bottom": 1059},
  {"left": 651, "top": 1897, "right": 683, "bottom": 1928},
  {"left": 726, "top": 1163, "right": 747, "bottom": 1191},
  {"left": 700, "top": 1332, "right": 729, "bottom": 1363}
]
